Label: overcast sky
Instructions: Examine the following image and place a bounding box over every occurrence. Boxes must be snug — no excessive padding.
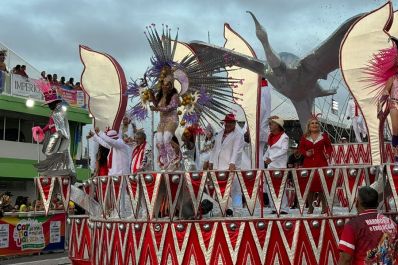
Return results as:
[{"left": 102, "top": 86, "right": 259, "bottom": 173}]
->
[{"left": 1, "top": 0, "right": 396, "bottom": 81}]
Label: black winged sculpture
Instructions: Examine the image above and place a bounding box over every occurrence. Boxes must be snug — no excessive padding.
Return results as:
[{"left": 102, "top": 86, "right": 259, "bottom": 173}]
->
[{"left": 189, "top": 12, "right": 364, "bottom": 130}]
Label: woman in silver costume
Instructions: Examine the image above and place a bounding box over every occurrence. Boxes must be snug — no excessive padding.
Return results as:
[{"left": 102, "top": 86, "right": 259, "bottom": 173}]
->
[{"left": 33, "top": 81, "right": 75, "bottom": 178}]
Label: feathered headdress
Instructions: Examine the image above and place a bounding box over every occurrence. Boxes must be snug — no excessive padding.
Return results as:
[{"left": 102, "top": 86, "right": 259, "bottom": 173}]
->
[
  {"left": 35, "top": 79, "right": 61, "bottom": 105},
  {"left": 363, "top": 36, "right": 398, "bottom": 100},
  {"left": 126, "top": 24, "right": 241, "bottom": 126}
]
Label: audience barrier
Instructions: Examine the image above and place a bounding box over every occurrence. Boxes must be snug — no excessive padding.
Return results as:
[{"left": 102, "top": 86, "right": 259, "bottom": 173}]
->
[{"left": 0, "top": 211, "right": 66, "bottom": 257}]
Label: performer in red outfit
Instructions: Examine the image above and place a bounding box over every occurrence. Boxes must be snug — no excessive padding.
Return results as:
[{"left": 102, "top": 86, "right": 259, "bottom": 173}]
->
[{"left": 299, "top": 116, "right": 333, "bottom": 214}]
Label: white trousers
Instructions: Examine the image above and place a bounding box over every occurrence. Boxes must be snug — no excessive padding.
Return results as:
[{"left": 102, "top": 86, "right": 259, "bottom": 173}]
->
[{"left": 352, "top": 116, "right": 367, "bottom": 143}]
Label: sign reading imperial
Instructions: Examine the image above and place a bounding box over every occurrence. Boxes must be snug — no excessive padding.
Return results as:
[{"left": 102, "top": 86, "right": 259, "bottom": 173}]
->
[{"left": 11, "top": 74, "right": 43, "bottom": 100}]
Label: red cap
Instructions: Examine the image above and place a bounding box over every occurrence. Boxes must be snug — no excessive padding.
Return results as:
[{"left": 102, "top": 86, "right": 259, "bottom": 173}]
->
[{"left": 222, "top": 113, "right": 237, "bottom": 122}]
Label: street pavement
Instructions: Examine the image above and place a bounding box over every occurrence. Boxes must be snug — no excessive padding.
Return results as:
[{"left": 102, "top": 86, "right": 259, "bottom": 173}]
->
[{"left": 0, "top": 252, "right": 70, "bottom": 265}]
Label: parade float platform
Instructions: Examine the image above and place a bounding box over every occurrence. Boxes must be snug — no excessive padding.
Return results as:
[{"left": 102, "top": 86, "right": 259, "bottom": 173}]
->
[{"left": 53, "top": 143, "right": 398, "bottom": 265}]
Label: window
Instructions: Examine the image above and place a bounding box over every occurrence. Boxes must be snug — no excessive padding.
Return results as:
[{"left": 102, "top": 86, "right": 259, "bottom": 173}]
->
[
  {"left": 20, "top": 119, "right": 33, "bottom": 143},
  {"left": 4, "top": 116, "right": 19, "bottom": 141},
  {"left": 0, "top": 111, "right": 48, "bottom": 143},
  {"left": 0, "top": 115, "right": 3, "bottom": 140}
]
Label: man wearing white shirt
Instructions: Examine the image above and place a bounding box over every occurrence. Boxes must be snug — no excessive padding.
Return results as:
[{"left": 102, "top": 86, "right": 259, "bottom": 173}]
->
[
  {"left": 209, "top": 113, "right": 244, "bottom": 216},
  {"left": 263, "top": 116, "right": 289, "bottom": 214},
  {"left": 93, "top": 128, "right": 130, "bottom": 175},
  {"left": 346, "top": 97, "right": 367, "bottom": 143},
  {"left": 87, "top": 128, "right": 132, "bottom": 217}
]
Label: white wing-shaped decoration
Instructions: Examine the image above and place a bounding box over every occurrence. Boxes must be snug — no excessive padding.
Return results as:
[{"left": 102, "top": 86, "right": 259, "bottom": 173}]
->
[
  {"left": 80, "top": 45, "right": 128, "bottom": 132},
  {"left": 340, "top": 2, "right": 393, "bottom": 165},
  {"left": 224, "top": 23, "right": 260, "bottom": 168}
]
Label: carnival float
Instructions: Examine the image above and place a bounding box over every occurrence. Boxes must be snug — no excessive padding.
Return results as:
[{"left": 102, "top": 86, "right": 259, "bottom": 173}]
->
[{"left": 22, "top": 1, "right": 398, "bottom": 264}]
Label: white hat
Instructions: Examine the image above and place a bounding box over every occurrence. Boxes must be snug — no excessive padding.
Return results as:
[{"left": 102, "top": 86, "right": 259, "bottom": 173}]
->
[
  {"left": 269, "top": 116, "right": 284, "bottom": 129},
  {"left": 106, "top": 130, "right": 118, "bottom": 138}
]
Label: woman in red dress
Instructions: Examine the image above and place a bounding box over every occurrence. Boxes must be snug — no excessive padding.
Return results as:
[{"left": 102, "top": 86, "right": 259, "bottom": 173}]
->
[{"left": 299, "top": 117, "right": 333, "bottom": 214}]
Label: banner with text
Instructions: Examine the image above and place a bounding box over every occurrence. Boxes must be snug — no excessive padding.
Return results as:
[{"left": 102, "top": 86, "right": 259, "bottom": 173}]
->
[
  {"left": 55, "top": 85, "right": 86, "bottom": 108},
  {"left": 0, "top": 213, "right": 66, "bottom": 256},
  {"left": 10, "top": 74, "right": 43, "bottom": 100}
]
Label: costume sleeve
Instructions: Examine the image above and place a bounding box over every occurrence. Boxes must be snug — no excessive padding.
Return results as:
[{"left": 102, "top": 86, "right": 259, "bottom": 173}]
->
[
  {"left": 229, "top": 132, "right": 244, "bottom": 165},
  {"left": 43, "top": 124, "right": 50, "bottom": 133},
  {"left": 338, "top": 223, "right": 356, "bottom": 255},
  {"left": 98, "top": 132, "right": 125, "bottom": 149},
  {"left": 92, "top": 134, "right": 112, "bottom": 149},
  {"left": 157, "top": 94, "right": 179, "bottom": 112},
  {"left": 323, "top": 133, "right": 333, "bottom": 156},
  {"left": 268, "top": 135, "right": 289, "bottom": 162}
]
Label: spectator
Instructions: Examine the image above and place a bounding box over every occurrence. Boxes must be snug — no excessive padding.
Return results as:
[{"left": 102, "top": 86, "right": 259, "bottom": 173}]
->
[
  {"left": 51, "top": 194, "right": 64, "bottom": 210},
  {"left": 0, "top": 192, "right": 14, "bottom": 217},
  {"left": 263, "top": 116, "right": 290, "bottom": 214},
  {"left": 74, "top": 82, "right": 82, "bottom": 90},
  {"left": 20, "top": 65, "right": 28, "bottom": 78},
  {"left": 0, "top": 50, "right": 8, "bottom": 73},
  {"left": 299, "top": 116, "right": 333, "bottom": 214},
  {"left": 15, "top": 196, "right": 28, "bottom": 211},
  {"left": 35, "top": 200, "right": 44, "bottom": 211},
  {"left": 60, "top": 76, "right": 66, "bottom": 85},
  {"left": 209, "top": 113, "right": 244, "bottom": 216},
  {"left": 66, "top": 77, "right": 74, "bottom": 89},
  {"left": 52, "top": 73, "right": 59, "bottom": 84},
  {"left": 47, "top": 74, "right": 53, "bottom": 83},
  {"left": 338, "top": 186, "right": 398, "bottom": 264},
  {"left": 40, "top": 71, "right": 47, "bottom": 80},
  {"left": 12, "top": 65, "right": 21, "bottom": 74}
]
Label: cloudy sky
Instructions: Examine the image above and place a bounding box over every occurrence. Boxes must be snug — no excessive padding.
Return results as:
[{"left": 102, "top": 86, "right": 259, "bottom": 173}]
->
[{"left": 1, "top": 0, "right": 395, "bottom": 81}]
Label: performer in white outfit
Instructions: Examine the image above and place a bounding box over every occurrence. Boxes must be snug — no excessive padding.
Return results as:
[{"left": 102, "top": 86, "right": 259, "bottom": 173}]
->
[
  {"left": 92, "top": 129, "right": 130, "bottom": 175},
  {"left": 209, "top": 113, "right": 244, "bottom": 215},
  {"left": 259, "top": 78, "right": 271, "bottom": 168},
  {"left": 88, "top": 128, "right": 132, "bottom": 217},
  {"left": 346, "top": 97, "right": 367, "bottom": 143},
  {"left": 263, "top": 116, "right": 289, "bottom": 214}
]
